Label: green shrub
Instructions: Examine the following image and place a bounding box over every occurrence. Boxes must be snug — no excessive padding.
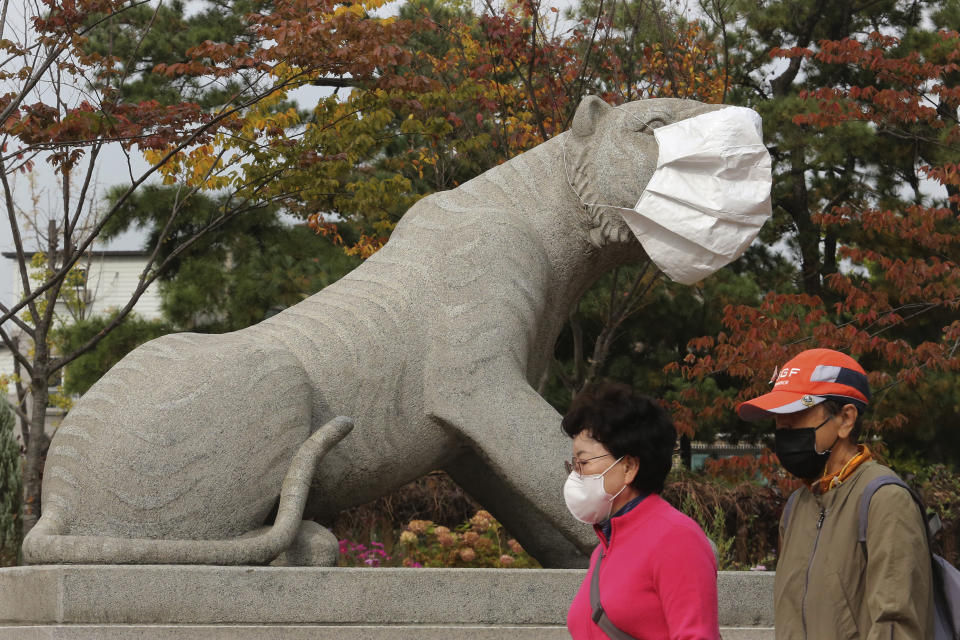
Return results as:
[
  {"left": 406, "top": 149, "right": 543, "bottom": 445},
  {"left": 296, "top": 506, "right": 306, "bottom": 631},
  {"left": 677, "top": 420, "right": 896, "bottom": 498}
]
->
[
  {"left": 0, "top": 398, "right": 21, "bottom": 567},
  {"left": 664, "top": 468, "right": 782, "bottom": 570},
  {"left": 909, "top": 464, "right": 960, "bottom": 565},
  {"left": 690, "top": 451, "right": 960, "bottom": 568},
  {"left": 328, "top": 459, "right": 960, "bottom": 569},
  {"left": 678, "top": 491, "right": 736, "bottom": 569}
]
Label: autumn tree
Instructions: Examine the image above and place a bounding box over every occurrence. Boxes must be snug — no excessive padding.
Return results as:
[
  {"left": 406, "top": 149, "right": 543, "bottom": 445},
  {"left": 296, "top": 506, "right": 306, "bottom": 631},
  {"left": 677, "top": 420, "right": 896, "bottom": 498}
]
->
[
  {"left": 297, "top": 0, "right": 727, "bottom": 254},
  {"left": 0, "top": 0, "right": 411, "bottom": 534},
  {"left": 540, "top": 1, "right": 737, "bottom": 403},
  {"left": 294, "top": 0, "right": 592, "bottom": 256},
  {"left": 275, "top": 0, "right": 739, "bottom": 408},
  {"left": 696, "top": 0, "right": 940, "bottom": 297},
  {"left": 676, "top": 28, "right": 960, "bottom": 463}
]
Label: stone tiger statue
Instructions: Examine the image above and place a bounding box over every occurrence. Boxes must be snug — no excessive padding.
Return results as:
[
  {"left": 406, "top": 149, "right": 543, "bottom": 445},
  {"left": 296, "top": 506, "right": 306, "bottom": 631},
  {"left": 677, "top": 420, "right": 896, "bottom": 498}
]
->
[{"left": 24, "top": 96, "right": 727, "bottom": 568}]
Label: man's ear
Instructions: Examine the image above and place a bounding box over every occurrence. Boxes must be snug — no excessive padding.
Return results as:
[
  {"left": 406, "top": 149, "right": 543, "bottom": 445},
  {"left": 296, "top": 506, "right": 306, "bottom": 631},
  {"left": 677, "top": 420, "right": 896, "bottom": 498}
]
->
[
  {"left": 571, "top": 95, "right": 612, "bottom": 138},
  {"left": 836, "top": 404, "right": 859, "bottom": 439}
]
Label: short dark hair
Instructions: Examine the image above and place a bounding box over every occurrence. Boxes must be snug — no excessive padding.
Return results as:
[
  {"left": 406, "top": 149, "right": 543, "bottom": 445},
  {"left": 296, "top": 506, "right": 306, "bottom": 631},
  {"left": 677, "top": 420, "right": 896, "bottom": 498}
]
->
[
  {"left": 821, "top": 398, "right": 864, "bottom": 441},
  {"left": 561, "top": 382, "right": 676, "bottom": 494}
]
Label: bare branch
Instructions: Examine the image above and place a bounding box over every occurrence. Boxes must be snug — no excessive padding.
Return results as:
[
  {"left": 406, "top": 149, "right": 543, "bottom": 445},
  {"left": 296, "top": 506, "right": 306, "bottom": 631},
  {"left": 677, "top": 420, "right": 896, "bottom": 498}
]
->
[
  {"left": 0, "top": 154, "right": 40, "bottom": 333},
  {"left": 0, "top": 75, "right": 307, "bottom": 328},
  {"left": 0, "top": 0, "right": 148, "bottom": 126},
  {"left": 136, "top": 148, "right": 229, "bottom": 291},
  {"left": 310, "top": 77, "right": 358, "bottom": 88},
  {"left": 621, "top": 270, "right": 661, "bottom": 321},
  {"left": 576, "top": 0, "right": 607, "bottom": 96},
  {"left": 0, "top": 299, "right": 35, "bottom": 336},
  {"left": 585, "top": 262, "right": 658, "bottom": 385},
  {"left": 8, "top": 400, "right": 28, "bottom": 427},
  {"left": 0, "top": 0, "right": 10, "bottom": 42},
  {"left": 67, "top": 143, "right": 102, "bottom": 240},
  {"left": 0, "top": 324, "right": 34, "bottom": 378},
  {"left": 0, "top": 38, "right": 68, "bottom": 129},
  {"left": 606, "top": 266, "right": 620, "bottom": 327},
  {"left": 1, "top": 146, "right": 42, "bottom": 174},
  {"left": 552, "top": 355, "right": 575, "bottom": 392}
]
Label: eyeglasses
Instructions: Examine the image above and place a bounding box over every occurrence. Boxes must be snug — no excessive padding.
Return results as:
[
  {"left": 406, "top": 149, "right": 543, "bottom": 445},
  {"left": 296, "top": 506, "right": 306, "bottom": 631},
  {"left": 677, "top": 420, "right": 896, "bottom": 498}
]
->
[{"left": 564, "top": 454, "right": 612, "bottom": 475}]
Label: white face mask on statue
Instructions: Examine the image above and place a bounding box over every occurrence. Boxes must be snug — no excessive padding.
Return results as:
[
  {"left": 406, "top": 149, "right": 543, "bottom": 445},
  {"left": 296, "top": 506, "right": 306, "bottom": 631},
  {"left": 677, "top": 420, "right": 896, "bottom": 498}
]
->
[
  {"left": 563, "top": 457, "right": 627, "bottom": 524},
  {"left": 618, "top": 106, "right": 772, "bottom": 285}
]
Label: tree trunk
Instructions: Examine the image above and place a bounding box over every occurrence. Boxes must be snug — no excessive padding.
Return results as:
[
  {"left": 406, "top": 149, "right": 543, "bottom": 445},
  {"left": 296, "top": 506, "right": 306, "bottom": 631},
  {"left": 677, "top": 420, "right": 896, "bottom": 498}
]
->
[
  {"left": 788, "top": 148, "right": 821, "bottom": 296},
  {"left": 21, "top": 376, "right": 50, "bottom": 535}
]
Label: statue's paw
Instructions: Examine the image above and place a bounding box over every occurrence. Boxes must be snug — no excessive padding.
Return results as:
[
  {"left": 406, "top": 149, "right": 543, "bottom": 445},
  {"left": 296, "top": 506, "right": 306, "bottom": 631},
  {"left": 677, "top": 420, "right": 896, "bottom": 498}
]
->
[{"left": 270, "top": 520, "right": 339, "bottom": 567}]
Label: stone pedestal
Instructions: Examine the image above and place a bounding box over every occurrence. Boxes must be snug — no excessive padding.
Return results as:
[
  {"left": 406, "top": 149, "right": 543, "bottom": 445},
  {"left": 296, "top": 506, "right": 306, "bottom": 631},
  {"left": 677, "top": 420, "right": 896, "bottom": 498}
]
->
[{"left": 0, "top": 566, "right": 774, "bottom": 638}]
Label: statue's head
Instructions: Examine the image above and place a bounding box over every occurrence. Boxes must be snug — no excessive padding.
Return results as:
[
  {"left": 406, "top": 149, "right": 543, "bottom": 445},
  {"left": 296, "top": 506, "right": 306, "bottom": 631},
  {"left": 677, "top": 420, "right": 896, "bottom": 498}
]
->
[{"left": 565, "top": 96, "right": 723, "bottom": 250}]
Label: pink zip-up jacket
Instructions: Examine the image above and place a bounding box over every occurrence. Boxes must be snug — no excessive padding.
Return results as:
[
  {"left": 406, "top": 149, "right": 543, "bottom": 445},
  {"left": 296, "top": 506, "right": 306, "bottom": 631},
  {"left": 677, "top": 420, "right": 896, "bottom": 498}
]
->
[{"left": 567, "top": 493, "right": 721, "bottom": 640}]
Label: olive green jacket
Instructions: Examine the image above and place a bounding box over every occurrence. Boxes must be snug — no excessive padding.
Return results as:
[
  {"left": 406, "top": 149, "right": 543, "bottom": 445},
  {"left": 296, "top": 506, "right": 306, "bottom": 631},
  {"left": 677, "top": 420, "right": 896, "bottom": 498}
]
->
[{"left": 774, "top": 460, "right": 934, "bottom": 640}]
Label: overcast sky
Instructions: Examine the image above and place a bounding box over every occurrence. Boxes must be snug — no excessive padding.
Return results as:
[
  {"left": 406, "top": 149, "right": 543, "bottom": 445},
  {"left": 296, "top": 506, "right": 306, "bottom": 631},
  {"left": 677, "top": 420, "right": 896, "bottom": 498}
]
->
[{"left": 0, "top": 70, "right": 336, "bottom": 314}]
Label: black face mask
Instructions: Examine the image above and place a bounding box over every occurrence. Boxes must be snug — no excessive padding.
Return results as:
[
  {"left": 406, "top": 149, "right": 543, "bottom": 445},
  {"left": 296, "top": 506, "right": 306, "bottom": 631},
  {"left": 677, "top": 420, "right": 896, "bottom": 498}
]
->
[{"left": 774, "top": 416, "right": 837, "bottom": 479}]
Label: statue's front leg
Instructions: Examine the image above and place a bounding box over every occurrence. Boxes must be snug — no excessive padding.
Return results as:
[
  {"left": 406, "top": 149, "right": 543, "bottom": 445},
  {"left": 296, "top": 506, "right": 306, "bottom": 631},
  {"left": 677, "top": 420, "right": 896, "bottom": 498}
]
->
[{"left": 430, "top": 378, "right": 595, "bottom": 568}]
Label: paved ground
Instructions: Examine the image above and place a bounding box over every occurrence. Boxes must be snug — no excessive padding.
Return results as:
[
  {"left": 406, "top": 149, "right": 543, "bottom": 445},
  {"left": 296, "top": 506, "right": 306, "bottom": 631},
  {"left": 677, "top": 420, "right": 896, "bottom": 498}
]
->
[{"left": 0, "top": 625, "right": 775, "bottom": 639}]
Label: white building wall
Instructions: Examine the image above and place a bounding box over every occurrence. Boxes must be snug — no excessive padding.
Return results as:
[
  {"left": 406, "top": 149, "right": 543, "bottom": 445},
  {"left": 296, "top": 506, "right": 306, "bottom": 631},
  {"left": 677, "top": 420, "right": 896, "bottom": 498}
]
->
[
  {"left": 1, "top": 252, "right": 163, "bottom": 393},
  {"left": 1, "top": 253, "right": 163, "bottom": 429},
  {"left": 82, "top": 255, "right": 163, "bottom": 320},
  {"left": 5, "top": 252, "right": 163, "bottom": 323},
  {"left": 0, "top": 346, "right": 14, "bottom": 381}
]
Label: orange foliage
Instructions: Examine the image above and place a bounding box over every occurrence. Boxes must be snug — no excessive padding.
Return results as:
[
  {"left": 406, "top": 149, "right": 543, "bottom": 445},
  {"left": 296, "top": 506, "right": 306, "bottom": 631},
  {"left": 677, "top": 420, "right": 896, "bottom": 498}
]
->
[
  {"left": 305, "top": 3, "right": 727, "bottom": 254},
  {"left": 675, "top": 30, "right": 960, "bottom": 436},
  {"left": 703, "top": 451, "right": 804, "bottom": 496}
]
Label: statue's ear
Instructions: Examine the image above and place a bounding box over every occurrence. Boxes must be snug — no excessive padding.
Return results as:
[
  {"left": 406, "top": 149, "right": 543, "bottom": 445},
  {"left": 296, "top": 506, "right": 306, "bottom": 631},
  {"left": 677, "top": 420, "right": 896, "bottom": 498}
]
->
[{"left": 571, "top": 95, "right": 611, "bottom": 138}]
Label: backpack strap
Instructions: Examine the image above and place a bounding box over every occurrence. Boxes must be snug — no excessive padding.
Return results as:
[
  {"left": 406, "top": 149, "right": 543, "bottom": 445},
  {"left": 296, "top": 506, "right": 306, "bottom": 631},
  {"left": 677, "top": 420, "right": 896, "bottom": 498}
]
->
[
  {"left": 782, "top": 488, "right": 803, "bottom": 532},
  {"left": 857, "top": 476, "right": 960, "bottom": 638},
  {"left": 857, "top": 476, "right": 926, "bottom": 549},
  {"left": 590, "top": 552, "right": 638, "bottom": 640}
]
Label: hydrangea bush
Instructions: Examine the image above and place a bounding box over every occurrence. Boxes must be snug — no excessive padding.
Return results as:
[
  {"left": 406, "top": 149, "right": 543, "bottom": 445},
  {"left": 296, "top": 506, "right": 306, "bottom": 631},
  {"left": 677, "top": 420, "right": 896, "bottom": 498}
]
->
[{"left": 338, "top": 509, "right": 540, "bottom": 568}]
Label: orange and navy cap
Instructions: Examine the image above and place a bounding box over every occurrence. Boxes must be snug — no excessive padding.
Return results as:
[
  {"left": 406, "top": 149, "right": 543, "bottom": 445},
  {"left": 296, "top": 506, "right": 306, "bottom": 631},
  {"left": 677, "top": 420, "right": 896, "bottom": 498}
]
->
[{"left": 737, "top": 348, "right": 871, "bottom": 422}]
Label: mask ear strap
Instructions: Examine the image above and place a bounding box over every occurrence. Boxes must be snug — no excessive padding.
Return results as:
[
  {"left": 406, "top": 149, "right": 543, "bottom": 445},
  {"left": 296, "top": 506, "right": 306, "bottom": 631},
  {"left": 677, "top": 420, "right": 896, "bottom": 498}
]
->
[
  {"left": 609, "top": 484, "right": 628, "bottom": 502},
  {"left": 561, "top": 132, "right": 638, "bottom": 216},
  {"left": 814, "top": 415, "right": 839, "bottom": 454},
  {"left": 605, "top": 457, "right": 630, "bottom": 501},
  {"left": 817, "top": 437, "right": 837, "bottom": 456},
  {"left": 597, "top": 456, "right": 625, "bottom": 476},
  {"left": 614, "top": 105, "right": 654, "bottom": 130}
]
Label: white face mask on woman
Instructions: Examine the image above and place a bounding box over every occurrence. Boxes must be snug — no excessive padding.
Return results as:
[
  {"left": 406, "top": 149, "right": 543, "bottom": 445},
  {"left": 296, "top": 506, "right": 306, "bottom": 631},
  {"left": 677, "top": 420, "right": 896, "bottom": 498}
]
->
[{"left": 563, "top": 457, "right": 627, "bottom": 524}]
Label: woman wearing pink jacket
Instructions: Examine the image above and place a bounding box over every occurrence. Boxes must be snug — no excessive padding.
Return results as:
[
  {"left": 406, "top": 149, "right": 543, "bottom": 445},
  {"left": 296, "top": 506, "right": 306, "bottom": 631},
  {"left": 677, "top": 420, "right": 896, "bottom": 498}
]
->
[{"left": 563, "top": 382, "right": 720, "bottom": 640}]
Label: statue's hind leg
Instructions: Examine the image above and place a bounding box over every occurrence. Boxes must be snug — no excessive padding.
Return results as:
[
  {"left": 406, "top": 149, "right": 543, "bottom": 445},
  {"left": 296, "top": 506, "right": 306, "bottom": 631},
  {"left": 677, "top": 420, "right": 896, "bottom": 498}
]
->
[{"left": 270, "top": 520, "right": 339, "bottom": 566}]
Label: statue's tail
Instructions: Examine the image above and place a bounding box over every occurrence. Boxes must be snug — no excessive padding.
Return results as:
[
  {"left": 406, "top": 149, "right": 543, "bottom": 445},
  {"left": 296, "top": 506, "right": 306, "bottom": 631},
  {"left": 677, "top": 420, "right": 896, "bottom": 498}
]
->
[{"left": 22, "top": 416, "right": 353, "bottom": 565}]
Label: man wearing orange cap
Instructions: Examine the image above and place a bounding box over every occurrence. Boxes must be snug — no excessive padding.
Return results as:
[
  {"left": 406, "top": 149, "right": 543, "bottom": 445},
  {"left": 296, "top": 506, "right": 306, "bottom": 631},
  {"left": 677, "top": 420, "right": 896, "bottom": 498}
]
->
[{"left": 738, "top": 348, "right": 933, "bottom": 639}]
